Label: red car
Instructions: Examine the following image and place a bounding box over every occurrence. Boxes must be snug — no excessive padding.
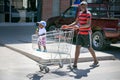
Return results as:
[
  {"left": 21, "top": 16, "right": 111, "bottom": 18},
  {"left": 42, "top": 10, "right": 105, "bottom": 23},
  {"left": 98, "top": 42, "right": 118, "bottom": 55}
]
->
[{"left": 46, "top": 3, "right": 120, "bottom": 50}]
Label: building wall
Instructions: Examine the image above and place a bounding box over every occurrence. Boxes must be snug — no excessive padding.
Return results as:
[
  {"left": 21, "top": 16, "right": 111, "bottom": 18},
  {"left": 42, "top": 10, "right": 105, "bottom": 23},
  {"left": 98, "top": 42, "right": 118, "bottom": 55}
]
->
[
  {"left": 52, "top": 0, "right": 60, "bottom": 16},
  {"left": 41, "top": 0, "right": 95, "bottom": 21},
  {"left": 42, "top": 0, "right": 53, "bottom": 21},
  {"left": 42, "top": 0, "right": 70, "bottom": 21},
  {"left": 60, "top": 0, "right": 70, "bottom": 13},
  {"left": 1, "top": 0, "right": 106, "bottom": 23}
]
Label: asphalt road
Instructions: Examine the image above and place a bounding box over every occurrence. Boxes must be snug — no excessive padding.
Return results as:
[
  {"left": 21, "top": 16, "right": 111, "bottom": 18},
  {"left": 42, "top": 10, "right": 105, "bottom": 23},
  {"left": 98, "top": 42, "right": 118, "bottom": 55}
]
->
[
  {"left": 0, "top": 25, "right": 36, "bottom": 44},
  {"left": 102, "top": 43, "right": 120, "bottom": 59}
]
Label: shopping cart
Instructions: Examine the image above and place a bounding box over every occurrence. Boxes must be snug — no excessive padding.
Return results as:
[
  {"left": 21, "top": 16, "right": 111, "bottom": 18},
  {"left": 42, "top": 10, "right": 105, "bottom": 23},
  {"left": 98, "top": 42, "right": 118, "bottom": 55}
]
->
[{"left": 32, "top": 29, "right": 74, "bottom": 73}]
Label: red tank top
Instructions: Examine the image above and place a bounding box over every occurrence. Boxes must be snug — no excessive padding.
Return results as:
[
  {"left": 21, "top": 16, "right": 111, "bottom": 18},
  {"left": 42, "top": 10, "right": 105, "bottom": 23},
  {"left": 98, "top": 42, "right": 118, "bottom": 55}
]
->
[{"left": 77, "top": 10, "right": 92, "bottom": 35}]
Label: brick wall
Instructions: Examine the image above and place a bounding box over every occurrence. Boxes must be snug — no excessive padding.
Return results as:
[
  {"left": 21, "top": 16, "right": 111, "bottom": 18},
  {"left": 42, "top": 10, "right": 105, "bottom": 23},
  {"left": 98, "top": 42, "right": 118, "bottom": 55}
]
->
[
  {"left": 42, "top": 0, "right": 70, "bottom": 21},
  {"left": 42, "top": 0, "right": 53, "bottom": 21},
  {"left": 60, "top": 0, "right": 70, "bottom": 13}
]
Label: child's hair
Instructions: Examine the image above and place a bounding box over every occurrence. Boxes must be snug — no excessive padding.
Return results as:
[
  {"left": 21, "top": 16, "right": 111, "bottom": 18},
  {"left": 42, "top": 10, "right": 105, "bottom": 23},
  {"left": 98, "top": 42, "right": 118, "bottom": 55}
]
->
[
  {"left": 36, "top": 23, "right": 39, "bottom": 26},
  {"left": 36, "top": 21, "right": 46, "bottom": 27}
]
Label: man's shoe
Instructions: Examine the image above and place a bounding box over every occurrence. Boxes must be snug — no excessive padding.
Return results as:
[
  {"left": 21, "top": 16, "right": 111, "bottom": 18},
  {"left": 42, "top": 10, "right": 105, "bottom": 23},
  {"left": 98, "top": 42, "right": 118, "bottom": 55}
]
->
[
  {"left": 90, "top": 62, "right": 99, "bottom": 67},
  {"left": 72, "top": 65, "right": 77, "bottom": 69}
]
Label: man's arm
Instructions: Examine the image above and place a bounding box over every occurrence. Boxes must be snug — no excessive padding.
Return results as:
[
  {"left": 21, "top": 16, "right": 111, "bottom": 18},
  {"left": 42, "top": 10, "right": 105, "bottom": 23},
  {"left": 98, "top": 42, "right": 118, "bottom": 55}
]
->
[{"left": 68, "top": 21, "right": 77, "bottom": 27}]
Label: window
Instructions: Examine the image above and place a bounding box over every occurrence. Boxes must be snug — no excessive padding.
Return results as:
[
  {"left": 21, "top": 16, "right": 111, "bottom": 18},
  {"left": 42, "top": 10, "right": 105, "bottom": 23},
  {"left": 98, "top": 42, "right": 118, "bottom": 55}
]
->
[
  {"left": 0, "top": 0, "right": 4, "bottom": 13},
  {"left": 64, "top": 7, "right": 77, "bottom": 17},
  {"left": 88, "top": 4, "right": 108, "bottom": 18}
]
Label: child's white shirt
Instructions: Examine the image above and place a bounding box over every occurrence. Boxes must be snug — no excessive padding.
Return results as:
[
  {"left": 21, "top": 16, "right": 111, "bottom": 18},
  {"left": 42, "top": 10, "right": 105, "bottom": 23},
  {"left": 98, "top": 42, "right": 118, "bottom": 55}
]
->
[{"left": 38, "top": 28, "right": 46, "bottom": 35}]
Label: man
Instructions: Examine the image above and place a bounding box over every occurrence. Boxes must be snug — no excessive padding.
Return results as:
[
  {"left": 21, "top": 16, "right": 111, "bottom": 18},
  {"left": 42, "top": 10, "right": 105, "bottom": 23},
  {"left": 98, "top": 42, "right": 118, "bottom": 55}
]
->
[{"left": 64, "top": 1, "right": 99, "bottom": 68}]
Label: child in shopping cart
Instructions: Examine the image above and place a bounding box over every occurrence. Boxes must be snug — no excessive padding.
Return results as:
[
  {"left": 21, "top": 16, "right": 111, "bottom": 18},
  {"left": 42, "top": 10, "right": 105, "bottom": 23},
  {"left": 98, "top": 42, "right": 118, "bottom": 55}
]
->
[{"left": 36, "top": 21, "right": 47, "bottom": 52}]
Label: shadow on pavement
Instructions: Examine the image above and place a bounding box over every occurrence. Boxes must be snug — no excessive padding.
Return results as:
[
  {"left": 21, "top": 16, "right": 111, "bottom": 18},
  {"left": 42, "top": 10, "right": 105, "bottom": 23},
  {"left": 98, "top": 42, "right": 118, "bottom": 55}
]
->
[
  {"left": 100, "top": 45, "right": 120, "bottom": 60},
  {"left": 0, "top": 26, "right": 36, "bottom": 44},
  {"left": 71, "top": 67, "right": 95, "bottom": 79},
  {"left": 26, "top": 65, "right": 98, "bottom": 80},
  {"left": 26, "top": 72, "right": 43, "bottom": 80},
  {"left": 51, "top": 67, "right": 96, "bottom": 79}
]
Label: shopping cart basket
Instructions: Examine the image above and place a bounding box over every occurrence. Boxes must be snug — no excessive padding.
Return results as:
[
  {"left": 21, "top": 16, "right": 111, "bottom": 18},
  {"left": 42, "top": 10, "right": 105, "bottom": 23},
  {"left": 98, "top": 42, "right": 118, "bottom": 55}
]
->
[{"left": 32, "top": 29, "right": 74, "bottom": 73}]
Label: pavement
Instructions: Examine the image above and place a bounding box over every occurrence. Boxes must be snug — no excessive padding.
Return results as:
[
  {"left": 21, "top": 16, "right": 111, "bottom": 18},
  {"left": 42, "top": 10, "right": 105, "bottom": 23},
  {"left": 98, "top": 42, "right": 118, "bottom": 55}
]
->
[
  {"left": 0, "top": 25, "right": 116, "bottom": 64},
  {"left": 0, "top": 25, "right": 119, "bottom": 80},
  {"left": 0, "top": 46, "right": 120, "bottom": 80}
]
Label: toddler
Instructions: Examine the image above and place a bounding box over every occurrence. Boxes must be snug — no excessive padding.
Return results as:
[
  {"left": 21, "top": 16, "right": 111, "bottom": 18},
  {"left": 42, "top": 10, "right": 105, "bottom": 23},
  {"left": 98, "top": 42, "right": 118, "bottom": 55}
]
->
[{"left": 36, "top": 21, "right": 47, "bottom": 52}]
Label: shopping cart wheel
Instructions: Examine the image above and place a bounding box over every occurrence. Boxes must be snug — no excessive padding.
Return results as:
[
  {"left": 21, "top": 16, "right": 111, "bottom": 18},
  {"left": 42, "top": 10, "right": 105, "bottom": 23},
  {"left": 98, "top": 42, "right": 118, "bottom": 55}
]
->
[
  {"left": 45, "top": 67, "right": 49, "bottom": 73},
  {"left": 39, "top": 66, "right": 44, "bottom": 71},
  {"left": 59, "top": 63, "right": 63, "bottom": 68}
]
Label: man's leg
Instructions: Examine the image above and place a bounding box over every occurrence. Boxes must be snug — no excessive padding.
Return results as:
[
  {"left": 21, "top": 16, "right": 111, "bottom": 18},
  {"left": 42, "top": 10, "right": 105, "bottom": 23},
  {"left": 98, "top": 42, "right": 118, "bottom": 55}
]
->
[
  {"left": 73, "top": 45, "right": 81, "bottom": 66},
  {"left": 88, "top": 47, "right": 98, "bottom": 64},
  {"left": 87, "top": 32, "right": 98, "bottom": 65}
]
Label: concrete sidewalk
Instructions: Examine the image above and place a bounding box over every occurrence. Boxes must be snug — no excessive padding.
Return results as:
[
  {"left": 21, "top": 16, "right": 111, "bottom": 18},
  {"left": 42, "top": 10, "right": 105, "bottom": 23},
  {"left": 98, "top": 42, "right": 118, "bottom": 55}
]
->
[
  {"left": 0, "top": 25, "right": 116, "bottom": 64},
  {"left": 3, "top": 43, "right": 115, "bottom": 64}
]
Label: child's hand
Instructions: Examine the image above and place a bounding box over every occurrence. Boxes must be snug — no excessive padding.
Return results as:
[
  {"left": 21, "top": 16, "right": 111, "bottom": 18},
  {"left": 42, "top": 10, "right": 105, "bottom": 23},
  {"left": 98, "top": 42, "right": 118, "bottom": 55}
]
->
[{"left": 35, "top": 28, "right": 38, "bottom": 34}]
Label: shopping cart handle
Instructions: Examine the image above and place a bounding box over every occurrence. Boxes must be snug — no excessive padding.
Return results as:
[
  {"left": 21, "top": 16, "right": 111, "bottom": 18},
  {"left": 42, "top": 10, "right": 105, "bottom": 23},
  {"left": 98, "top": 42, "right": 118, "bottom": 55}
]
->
[
  {"left": 62, "top": 28, "right": 74, "bottom": 31},
  {"left": 61, "top": 25, "right": 74, "bottom": 31}
]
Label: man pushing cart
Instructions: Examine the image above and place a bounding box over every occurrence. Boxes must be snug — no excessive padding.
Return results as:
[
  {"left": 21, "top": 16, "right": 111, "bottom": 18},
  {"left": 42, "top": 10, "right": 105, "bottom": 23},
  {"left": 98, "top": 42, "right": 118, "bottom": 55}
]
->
[{"left": 32, "top": 24, "right": 74, "bottom": 73}]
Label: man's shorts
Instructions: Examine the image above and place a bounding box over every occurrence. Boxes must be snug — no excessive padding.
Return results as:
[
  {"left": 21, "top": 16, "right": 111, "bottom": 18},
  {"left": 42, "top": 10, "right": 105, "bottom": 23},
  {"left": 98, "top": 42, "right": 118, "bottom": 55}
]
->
[{"left": 76, "top": 34, "right": 92, "bottom": 48}]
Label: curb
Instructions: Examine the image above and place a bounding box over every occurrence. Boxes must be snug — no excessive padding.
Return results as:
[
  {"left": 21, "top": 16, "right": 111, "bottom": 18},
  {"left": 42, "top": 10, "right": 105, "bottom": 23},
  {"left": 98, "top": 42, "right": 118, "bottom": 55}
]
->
[{"left": 4, "top": 44, "right": 116, "bottom": 64}]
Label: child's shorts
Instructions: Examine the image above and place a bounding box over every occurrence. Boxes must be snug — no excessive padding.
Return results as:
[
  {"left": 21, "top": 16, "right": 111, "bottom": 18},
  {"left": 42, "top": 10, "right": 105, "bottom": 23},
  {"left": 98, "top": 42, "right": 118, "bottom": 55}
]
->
[{"left": 37, "top": 35, "right": 46, "bottom": 46}]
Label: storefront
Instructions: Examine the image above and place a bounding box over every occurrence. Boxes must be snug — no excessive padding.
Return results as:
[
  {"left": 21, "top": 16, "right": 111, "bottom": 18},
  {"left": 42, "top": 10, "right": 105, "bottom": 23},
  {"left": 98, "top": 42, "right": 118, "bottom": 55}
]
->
[
  {"left": 1, "top": 0, "right": 111, "bottom": 24},
  {"left": 0, "top": 0, "right": 38, "bottom": 23}
]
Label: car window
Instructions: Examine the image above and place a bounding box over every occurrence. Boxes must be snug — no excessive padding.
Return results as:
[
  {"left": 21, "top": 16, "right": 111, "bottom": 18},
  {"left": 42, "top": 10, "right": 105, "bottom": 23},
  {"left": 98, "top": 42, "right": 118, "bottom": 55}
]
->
[
  {"left": 63, "top": 4, "right": 108, "bottom": 18},
  {"left": 64, "top": 7, "right": 77, "bottom": 18},
  {"left": 88, "top": 5, "right": 108, "bottom": 18}
]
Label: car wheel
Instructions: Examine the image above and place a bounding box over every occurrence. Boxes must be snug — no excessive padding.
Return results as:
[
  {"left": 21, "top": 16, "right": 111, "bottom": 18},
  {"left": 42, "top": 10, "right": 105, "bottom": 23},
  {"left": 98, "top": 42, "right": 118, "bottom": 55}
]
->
[
  {"left": 92, "top": 31, "right": 107, "bottom": 50},
  {"left": 49, "top": 25, "right": 56, "bottom": 31}
]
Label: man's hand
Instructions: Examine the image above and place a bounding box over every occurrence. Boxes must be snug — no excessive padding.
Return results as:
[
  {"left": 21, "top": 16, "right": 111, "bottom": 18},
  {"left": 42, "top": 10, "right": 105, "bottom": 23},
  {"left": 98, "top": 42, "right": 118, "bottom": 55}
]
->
[
  {"left": 61, "top": 25, "right": 72, "bottom": 29},
  {"left": 61, "top": 25, "right": 79, "bottom": 30}
]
